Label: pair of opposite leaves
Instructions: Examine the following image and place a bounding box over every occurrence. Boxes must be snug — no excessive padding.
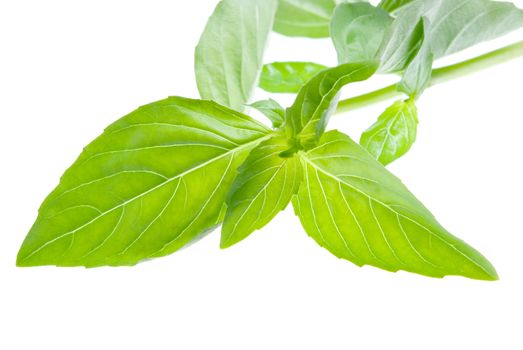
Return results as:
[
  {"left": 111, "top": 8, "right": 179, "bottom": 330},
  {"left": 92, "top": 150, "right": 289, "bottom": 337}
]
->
[
  {"left": 18, "top": 0, "right": 523, "bottom": 280},
  {"left": 17, "top": 60, "right": 497, "bottom": 281}
]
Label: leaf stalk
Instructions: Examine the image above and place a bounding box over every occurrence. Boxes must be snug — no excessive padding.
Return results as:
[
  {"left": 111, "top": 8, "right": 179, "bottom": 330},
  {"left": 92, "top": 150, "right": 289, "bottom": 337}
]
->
[{"left": 335, "top": 40, "right": 523, "bottom": 114}]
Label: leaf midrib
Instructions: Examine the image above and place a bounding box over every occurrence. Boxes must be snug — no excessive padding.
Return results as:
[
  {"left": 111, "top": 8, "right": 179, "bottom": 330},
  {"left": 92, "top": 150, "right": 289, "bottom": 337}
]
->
[
  {"left": 295, "top": 64, "right": 371, "bottom": 136},
  {"left": 21, "top": 135, "right": 271, "bottom": 262},
  {"left": 300, "top": 152, "right": 492, "bottom": 275}
]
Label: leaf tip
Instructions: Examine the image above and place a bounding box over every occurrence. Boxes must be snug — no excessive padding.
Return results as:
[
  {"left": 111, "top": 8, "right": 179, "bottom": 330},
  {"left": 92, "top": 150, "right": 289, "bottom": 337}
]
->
[
  {"left": 473, "top": 262, "right": 499, "bottom": 281},
  {"left": 219, "top": 234, "right": 235, "bottom": 250},
  {"left": 459, "top": 251, "right": 499, "bottom": 281},
  {"left": 16, "top": 248, "right": 35, "bottom": 268}
]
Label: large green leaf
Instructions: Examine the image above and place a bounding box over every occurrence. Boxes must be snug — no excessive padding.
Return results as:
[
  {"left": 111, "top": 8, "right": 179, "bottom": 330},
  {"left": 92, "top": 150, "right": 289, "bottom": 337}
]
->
[
  {"left": 360, "top": 99, "right": 418, "bottom": 165},
  {"left": 221, "top": 134, "right": 302, "bottom": 248},
  {"left": 259, "top": 61, "right": 328, "bottom": 93},
  {"left": 17, "top": 97, "right": 271, "bottom": 267},
  {"left": 195, "top": 0, "right": 277, "bottom": 112},
  {"left": 331, "top": 3, "right": 392, "bottom": 64},
  {"left": 285, "top": 62, "right": 378, "bottom": 149},
  {"left": 274, "top": 0, "right": 337, "bottom": 38},
  {"left": 293, "top": 131, "right": 497, "bottom": 280},
  {"left": 430, "top": 0, "right": 523, "bottom": 58},
  {"left": 380, "top": 0, "right": 523, "bottom": 67}
]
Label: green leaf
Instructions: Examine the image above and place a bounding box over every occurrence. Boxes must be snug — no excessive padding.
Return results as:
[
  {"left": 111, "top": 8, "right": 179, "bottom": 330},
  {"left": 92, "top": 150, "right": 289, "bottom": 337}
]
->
[
  {"left": 331, "top": 2, "right": 393, "bottom": 64},
  {"left": 427, "top": 0, "right": 523, "bottom": 58},
  {"left": 285, "top": 62, "right": 378, "bottom": 150},
  {"left": 17, "top": 97, "right": 271, "bottom": 267},
  {"left": 397, "top": 17, "right": 433, "bottom": 97},
  {"left": 360, "top": 99, "right": 418, "bottom": 165},
  {"left": 221, "top": 134, "right": 302, "bottom": 248},
  {"left": 381, "top": 0, "right": 523, "bottom": 66},
  {"left": 378, "top": 0, "right": 415, "bottom": 13},
  {"left": 436, "top": 0, "right": 523, "bottom": 57},
  {"left": 195, "top": 0, "right": 277, "bottom": 112},
  {"left": 293, "top": 130, "right": 497, "bottom": 280},
  {"left": 259, "top": 61, "right": 328, "bottom": 93},
  {"left": 274, "top": 0, "right": 337, "bottom": 38},
  {"left": 378, "top": 2, "right": 428, "bottom": 73},
  {"left": 250, "top": 99, "right": 285, "bottom": 128}
]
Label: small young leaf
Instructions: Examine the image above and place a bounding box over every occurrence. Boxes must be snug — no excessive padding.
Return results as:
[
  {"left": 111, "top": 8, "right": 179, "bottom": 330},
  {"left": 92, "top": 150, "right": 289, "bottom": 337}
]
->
[
  {"left": 285, "top": 62, "right": 378, "bottom": 150},
  {"left": 259, "top": 61, "right": 328, "bottom": 93},
  {"left": 331, "top": 2, "right": 393, "bottom": 64},
  {"left": 195, "top": 0, "right": 277, "bottom": 112},
  {"left": 378, "top": 1, "right": 428, "bottom": 73},
  {"left": 221, "top": 134, "right": 302, "bottom": 248},
  {"left": 360, "top": 99, "right": 418, "bottom": 165},
  {"left": 17, "top": 97, "right": 271, "bottom": 267},
  {"left": 397, "top": 17, "right": 433, "bottom": 98},
  {"left": 250, "top": 99, "right": 285, "bottom": 128},
  {"left": 293, "top": 130, "right": 497, "bottom": 280},
  {"left": 274, "top": 0, "right": 337, "bottom": 38}
]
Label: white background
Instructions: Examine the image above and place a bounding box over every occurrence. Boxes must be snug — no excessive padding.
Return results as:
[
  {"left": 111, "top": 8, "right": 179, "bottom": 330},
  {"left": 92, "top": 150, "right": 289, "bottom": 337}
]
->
[{"left": 1, "top": 1, "right": 523, "bottom": 349}]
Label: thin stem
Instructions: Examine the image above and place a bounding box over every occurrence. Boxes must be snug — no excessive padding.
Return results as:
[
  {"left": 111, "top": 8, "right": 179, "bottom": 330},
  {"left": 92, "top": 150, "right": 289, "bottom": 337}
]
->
[{"left": 335, "top": 40, "right": 523, "bottom": 114}]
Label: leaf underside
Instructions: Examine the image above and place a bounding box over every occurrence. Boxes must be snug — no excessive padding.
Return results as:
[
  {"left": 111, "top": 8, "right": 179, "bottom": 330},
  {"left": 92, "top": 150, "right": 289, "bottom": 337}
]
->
[
  {"left": 379, "top": 0, "right": 523, "bottom": 73},
  {"left": 396, "top": 16, "right": 433, "bottom": 98},
  {"left": 331, "top": 2, "right": 393, "bottom": 64},
  {"left": 195, "top": 0, "right": 277, "bottom": 112}
]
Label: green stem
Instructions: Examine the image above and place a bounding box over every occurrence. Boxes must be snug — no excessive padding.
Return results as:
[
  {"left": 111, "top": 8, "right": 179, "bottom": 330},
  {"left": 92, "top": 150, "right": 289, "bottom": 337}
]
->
[{"left": 335, "top": 40, "right": 523, "bottom": 114}]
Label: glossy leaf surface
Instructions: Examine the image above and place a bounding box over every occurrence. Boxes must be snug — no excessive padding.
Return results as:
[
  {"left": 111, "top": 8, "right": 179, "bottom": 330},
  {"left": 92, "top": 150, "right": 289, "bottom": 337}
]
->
[
  {"left": 195, "top": 0, "right": 277, "bottom": 111},
  {"left": 221, "top": 134, "right": 302, "bottom": 248},
  {"left": 17, "top": 97, "right": 270, "bottom": 267},
  {"left": 285, "top": 62, "right": 378, "bottom": 149},
  {"left": 293, "top": 131, "right": 497, "bottom": 280},
  {"left": 360, "top": 99, "right": 418, "bottom": 165},
  {"left": 260, "top": 61, "right": 328, "bottom": 93},
  {"left": 274, "top": 0, "right": 336, "bottom": 38}
]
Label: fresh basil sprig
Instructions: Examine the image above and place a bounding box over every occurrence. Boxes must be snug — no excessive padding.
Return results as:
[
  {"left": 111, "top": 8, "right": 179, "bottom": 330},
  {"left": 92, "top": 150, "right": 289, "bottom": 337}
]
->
[{"left": 18, "top": 0, "right": 523, "bottom": 280}]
